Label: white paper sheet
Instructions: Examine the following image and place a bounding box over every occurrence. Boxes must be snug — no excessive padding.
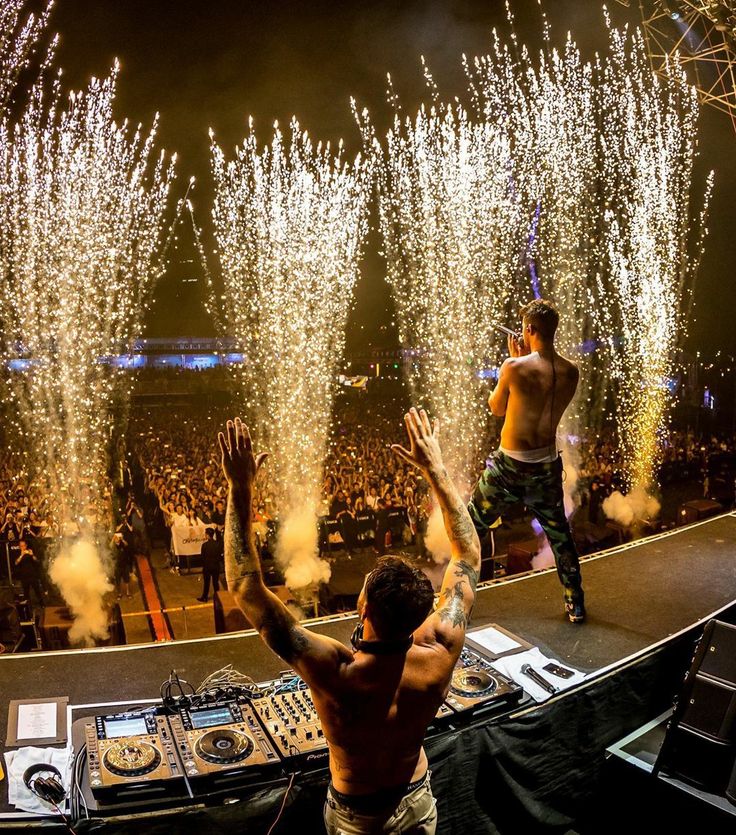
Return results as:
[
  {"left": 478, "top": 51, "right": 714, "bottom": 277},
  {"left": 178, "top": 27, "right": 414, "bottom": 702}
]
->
[
  {"left": 467, "top": 625, "right": 521, "bottom": 656},
  {"left": 16, "top": 702, "right": 57, "bottom": 740},
  {"left": 492, "top": 647, "right": 589, "bottom": 703}
]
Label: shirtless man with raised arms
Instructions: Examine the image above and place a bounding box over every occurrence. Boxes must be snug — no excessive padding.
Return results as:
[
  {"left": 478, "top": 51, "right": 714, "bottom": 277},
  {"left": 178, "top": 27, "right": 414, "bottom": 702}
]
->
[
  {"left": 468, "top": 298, "right": 586, "bottom": 623},
  {"left": 218, "top": 407, "right": 480, "bottom": 834}
]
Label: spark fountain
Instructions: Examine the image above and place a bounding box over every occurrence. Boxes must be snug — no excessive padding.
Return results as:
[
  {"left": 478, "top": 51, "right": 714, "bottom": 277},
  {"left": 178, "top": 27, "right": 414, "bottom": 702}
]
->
[
  {"left": 372, "top": 97, "right": 525, "bottom": 484},
  {"left": 210, "top": 119, "right": 371, "bottom": 594},
  {"left": 465, "top": 24, "right": 604, "bottom": 519},
  {"left": 0, "top": 0, "right": 54, "bottom": 112},
  {"left": 597, "top": 24, "right": 711, "bottom": 526},
  {"left": 368, "top": 93, "right": 531, "bottom": 558},
  {"left": 0, "top": 65, "right": 176, "bottom": 643},
  {"left": 370, "top": 14, "right": 709, "bottom": 551}
]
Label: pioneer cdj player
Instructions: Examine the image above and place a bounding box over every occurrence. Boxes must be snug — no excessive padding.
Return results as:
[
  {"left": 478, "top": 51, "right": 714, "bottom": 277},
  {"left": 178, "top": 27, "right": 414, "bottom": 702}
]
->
[
  {"left": 168, "top": 697, "right": 281, "bottom": 791},
  {"left": 85, "top": 710, "right": 185, "bottom": 801},
  {"left": 443, "top": 646, "right": 523, "bottom": 717}
]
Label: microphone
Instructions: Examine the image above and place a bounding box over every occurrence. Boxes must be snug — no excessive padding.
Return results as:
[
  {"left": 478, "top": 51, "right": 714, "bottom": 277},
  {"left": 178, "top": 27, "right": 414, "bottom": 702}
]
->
[
  {"left": 491, "top": 323, "right": 523, "bottom": 343},
  {"left": 520, "top": 663, "right": 557, "bottom": 695}
]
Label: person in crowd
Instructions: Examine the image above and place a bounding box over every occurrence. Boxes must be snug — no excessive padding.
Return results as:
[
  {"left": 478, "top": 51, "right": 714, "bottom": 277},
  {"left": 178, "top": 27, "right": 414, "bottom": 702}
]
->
[
  {"left": 15, "top": 538, "right": 45, "bottom": 606},
  {"left": 112, "top": 531, "right": 134, "bottom": 599},
  {"left": 197, "top": 527, "right": 223, "bottom": 603},
  {"left": 219, "top": 409, "right": 479, "bottom": 835}
]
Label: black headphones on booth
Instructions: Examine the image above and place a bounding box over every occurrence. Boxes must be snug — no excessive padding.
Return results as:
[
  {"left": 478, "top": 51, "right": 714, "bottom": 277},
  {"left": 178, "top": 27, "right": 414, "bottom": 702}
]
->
[{"left": 23, "top": 762, "right": 66, "bottom": 806}]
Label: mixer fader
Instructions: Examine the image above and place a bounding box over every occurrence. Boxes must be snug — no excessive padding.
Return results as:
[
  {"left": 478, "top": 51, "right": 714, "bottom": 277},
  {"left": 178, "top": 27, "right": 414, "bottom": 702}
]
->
[{"left": 251, "top": 687, "right": 329, "bottom": 768}]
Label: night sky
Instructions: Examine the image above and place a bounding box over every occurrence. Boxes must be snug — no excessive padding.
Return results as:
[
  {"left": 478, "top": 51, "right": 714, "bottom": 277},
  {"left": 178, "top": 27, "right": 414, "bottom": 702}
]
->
[{"left": 43, "top": 0, "right": 736, "bottom": 356}]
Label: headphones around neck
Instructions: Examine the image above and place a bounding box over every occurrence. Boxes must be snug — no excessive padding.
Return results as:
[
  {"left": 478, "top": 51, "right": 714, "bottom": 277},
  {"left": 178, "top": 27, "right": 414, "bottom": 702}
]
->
[
  {"left": 350, "top": 620, "right": 413, "bottom": 655},
  {"left": 23, "top": 763, "right": 66, "bottom": 806}
]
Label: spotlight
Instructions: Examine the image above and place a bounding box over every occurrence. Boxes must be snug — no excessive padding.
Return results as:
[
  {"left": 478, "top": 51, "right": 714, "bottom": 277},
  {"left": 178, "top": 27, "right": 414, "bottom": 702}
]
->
[{"left": 671, "top": 11, "right": 681, "bottom": 19}]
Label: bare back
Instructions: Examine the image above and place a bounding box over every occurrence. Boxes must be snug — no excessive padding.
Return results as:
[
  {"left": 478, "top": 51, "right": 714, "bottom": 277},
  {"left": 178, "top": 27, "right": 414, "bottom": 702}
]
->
[
  {"left": 500, "top": 351, "right": 578, "bottom": 451},
  {"left": 309, "top": 619, "right": 461, "bottom": 794}
]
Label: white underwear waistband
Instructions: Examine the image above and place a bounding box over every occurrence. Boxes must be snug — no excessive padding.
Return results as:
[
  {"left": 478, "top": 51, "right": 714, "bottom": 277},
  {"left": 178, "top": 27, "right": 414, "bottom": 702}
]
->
[{"left": 498, "top": 445, "right": 559, "bottom": 464}]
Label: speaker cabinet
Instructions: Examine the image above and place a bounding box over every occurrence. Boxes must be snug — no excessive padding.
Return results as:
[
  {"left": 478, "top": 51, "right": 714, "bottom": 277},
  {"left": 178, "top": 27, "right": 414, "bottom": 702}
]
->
[
  {"left": 213, "top": 590, "right": 251, "bottom": 634},
  {"left": 678, "top": 499, "right": 723, "bottom": 526},
  {"left": 655, "top": 620, "right": 736, "bottom": 795}
]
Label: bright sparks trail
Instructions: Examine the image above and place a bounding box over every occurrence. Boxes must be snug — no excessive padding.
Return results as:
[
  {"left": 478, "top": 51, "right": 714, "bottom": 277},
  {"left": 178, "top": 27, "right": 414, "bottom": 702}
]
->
[
  {"left": 465, "top": 24, "right": 604, "bottom": 514},
  {"left": 0, "top": 0, "right": 54, "bottom": 112},
  {"left": 0, "top": 66, "right": 176, "bottom": 641},
  {"left": 373, "top": 16, "right": 709, "bottom": 537},
  {"left": 598, "top": 24, "right": 710, "bottom": 521},
  {"left": 211, "top": 119, "right": 371, "bottom": 593},
  {"left": 371, "top": 98, "right": 525, "bottom": 491}
]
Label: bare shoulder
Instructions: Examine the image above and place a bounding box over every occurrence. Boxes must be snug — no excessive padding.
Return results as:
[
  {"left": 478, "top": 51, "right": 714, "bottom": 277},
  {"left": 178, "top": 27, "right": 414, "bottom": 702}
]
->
[
  {"left": 410, "top": 619, "right": 462, "bottom": 678},
  {"left": 556, "top": 353, "right": 579, "bottom": 379}
]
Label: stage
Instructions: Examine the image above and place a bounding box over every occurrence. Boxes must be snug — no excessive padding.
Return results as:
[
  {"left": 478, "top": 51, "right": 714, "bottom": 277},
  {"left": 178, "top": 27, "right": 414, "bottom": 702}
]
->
[{"left": 2, "top": 513, "right": 736, "bottom": 832}]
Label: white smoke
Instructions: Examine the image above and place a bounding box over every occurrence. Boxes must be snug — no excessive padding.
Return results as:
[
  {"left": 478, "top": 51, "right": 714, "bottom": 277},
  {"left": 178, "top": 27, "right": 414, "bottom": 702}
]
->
[
  {"left": 602, "top": 487, "right": 661, "bottom": 528},
  {"left": 530, "top": 518, "right": 556, "bottom": 570},
  {"left": 561, "top": 443, "right": 581, "bottom": 518},
  {"left": 48, "top": 538, "right": 113, "bottom": 646},
  {"left": 276, "top": 506, "right": 331, "bottom": 590},
  {"left": 425, "top": 505, "right": 452, "bottom": 563}
]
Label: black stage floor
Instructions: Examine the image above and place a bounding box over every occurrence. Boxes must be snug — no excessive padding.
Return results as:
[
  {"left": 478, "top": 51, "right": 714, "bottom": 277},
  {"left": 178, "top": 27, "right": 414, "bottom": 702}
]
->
[{"left": 1, "top": 513, "right": 736, "bottom": 821}]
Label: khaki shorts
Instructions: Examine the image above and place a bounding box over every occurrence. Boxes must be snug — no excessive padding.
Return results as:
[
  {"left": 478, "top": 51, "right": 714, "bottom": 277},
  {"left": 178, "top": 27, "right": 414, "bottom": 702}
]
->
[{"left": 323, "top": 771, "right": 437, "bottom": 835}]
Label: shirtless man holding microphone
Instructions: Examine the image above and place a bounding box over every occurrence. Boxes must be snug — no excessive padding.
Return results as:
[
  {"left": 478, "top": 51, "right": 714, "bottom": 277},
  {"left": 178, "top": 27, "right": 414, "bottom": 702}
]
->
[{"left": 468, "top": 298, "right": 586, "bottom": 623}]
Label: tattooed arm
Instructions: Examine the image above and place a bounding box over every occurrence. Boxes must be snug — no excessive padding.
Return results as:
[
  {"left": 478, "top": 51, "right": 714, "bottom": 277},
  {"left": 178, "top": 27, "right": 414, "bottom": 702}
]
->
[
  {"left": 219, "top": 419, "right": 350, "bottom": 683},
  {"left": 392, "top": 408, "right": 481, "bottom": 648}
]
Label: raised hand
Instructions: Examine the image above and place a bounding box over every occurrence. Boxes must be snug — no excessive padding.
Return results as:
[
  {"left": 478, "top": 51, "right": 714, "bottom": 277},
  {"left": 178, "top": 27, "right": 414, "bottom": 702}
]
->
[
  {"left": 391, "top": 408, "right": 444, "bottom": 477},
  {"left": 218, "top": 418, "right": 268, "bottom": 489}
]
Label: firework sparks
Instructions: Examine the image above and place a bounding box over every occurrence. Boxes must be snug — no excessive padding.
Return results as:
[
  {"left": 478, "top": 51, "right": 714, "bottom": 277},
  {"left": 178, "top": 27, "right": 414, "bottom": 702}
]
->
[
  {"left": 0, "top": 0, "right": 54, "bottom": 112},
  {"left": 371, "top": 98, "right": 525, "bottom": 489},
  {"left": 598, "top": 24, "right": 710, "bottom": 503},
  {"left": 371, "top": 15, "right": 709, "bottom": 530},
  {"left": 0, "top": 65, "right": 176, "bottom": 640},
  {"left": 210, "top": 118, "right": 371, "bottom": 591}
]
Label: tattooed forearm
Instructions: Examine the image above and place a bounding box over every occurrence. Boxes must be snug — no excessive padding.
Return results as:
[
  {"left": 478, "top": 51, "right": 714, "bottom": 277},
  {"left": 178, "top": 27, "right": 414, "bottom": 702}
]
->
[
  {"left": 453, "top": 560, "right": 479, "bottom": 592},
  {"left": 224, "top": 485, "right": 262, "bottom": 592},
  {"left": 437, "top": 581, "right": 467, "bottom": 628},
  {"left": 260, "top": 608, "right": 310, "bottom": 662},
  {"left": 428, "top": 467, "right": 481, "bottom": 561}
]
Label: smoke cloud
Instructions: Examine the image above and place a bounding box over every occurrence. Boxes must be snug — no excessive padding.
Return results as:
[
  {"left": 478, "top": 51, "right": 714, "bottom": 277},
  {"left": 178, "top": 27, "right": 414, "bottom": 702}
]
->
[
  {"left": 602, "top": 487, "right": 661, "bottom": 527},
  {"left": 48, "top": 539, "right": 113, "bottom": 646},
  {"left": 530, "top": 518, "right": 556, "bottom": 570},
  {"left": 276, "top": 506, "right": 331, "bottom": 590},
  {"left": 561, "top": 444, "right": 581, "bottom": 518},
  {"left": 425, "top": 505, "right": 452, "bottom": 563}
]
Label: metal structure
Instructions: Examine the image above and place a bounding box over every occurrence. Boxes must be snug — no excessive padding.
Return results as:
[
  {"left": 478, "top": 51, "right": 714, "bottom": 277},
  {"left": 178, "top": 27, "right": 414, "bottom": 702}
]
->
[{"left": 616, "top": 1, "right": 736, "bottom": 131}]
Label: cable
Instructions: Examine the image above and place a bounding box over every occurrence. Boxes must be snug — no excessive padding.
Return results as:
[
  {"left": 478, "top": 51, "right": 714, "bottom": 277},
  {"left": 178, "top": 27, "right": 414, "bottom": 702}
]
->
[
  {"left": 51, "top": 802, "right": 78, "bottom": 835},
  {"left": 160, "top": 669, "right": 196, "bottom": 707},
  {"left": 265, "top": 772, "right": 295, "bottom": 835}
]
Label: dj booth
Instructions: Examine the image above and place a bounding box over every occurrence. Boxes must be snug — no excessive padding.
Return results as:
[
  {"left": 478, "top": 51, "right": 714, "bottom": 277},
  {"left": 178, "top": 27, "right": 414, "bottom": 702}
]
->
[{"left": 2, "top": 514, "right": 736, "bottom": 833}]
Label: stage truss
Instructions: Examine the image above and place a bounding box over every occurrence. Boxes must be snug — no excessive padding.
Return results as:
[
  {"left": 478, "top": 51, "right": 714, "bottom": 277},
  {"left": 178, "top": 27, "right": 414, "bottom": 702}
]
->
[{"left": 616, "top": 1, "right": 736, "bottom": 132}]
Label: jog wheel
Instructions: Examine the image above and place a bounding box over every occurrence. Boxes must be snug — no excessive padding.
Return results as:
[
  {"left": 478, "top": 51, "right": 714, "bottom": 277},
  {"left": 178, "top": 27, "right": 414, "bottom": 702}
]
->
[
  {"left": 450, "top": 668, "right": 497, "bottom": 698},
  {"left": 195, "top": 729, "right": 254, "bottom": 764},
  {"left": 103, "top": 740, "right": 161, "bottom": 776}
]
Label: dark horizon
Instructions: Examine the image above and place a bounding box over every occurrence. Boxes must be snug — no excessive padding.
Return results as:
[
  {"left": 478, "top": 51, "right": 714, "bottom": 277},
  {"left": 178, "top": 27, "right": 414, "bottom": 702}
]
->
[{"left": 43, "top": 0, "right": 736, "bottom": 358}]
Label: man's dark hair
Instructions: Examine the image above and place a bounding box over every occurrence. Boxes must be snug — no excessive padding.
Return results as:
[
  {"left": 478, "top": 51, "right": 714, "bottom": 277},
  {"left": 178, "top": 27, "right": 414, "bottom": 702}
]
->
[
  {"left": 519, "top": 298, "right": 559, "bottom": 339},
  {"left": 204, "top": 528, "right": 215, "bottom": 539},
  {"left": 364, "top": 556, "right": 434, "bottom": 639}
]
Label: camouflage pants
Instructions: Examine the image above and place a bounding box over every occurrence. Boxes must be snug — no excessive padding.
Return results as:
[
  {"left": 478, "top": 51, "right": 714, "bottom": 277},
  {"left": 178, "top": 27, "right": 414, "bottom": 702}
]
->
[{"left": 468, "top": 450, "right": 583, "bottom": 595}]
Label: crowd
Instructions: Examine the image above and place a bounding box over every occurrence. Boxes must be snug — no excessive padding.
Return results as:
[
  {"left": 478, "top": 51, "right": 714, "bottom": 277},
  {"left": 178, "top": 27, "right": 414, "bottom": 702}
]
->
[
  {"left": 2, "top": 386, "right": 735, "bottom": 612},
  {"left": 129, "top": 393, "right": 431, "bottom": 562}
]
